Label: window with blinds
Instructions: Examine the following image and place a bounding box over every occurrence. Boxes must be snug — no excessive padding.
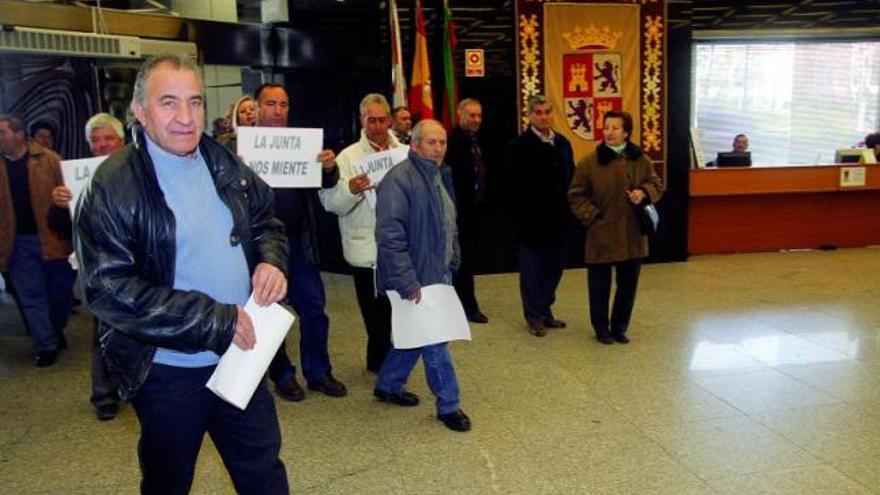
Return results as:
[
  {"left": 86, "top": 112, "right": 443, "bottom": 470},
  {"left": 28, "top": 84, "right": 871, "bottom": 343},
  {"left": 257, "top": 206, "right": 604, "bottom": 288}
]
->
[{"left": 692, "top": 40, "right": 880, "bottom": 166}]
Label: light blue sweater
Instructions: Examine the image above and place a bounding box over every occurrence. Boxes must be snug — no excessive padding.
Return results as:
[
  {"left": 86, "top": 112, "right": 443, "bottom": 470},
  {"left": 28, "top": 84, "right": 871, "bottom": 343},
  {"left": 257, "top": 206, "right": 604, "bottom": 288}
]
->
[{"left": 146, "top": 135, "right": 251, "bottom": 368}]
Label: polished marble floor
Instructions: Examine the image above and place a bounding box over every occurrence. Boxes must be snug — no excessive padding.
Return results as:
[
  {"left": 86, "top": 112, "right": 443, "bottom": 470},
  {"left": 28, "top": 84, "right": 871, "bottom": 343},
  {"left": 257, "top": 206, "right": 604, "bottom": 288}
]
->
[{"left": 1, "top": 248, "right": 878, "bottom": 494}]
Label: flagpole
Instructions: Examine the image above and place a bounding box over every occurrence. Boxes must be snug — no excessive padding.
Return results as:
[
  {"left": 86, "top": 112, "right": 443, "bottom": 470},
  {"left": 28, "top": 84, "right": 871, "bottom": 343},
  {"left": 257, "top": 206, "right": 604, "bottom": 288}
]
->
[{"left": 389, "top": 0, "right": 407, "bottom": 109}]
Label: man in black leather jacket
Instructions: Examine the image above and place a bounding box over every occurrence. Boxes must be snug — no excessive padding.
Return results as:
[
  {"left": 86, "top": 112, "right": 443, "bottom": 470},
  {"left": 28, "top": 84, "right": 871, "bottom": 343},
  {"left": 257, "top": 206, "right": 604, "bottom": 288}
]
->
[{"left": 75, "top": 55, "right": 290, "bottom": 494}]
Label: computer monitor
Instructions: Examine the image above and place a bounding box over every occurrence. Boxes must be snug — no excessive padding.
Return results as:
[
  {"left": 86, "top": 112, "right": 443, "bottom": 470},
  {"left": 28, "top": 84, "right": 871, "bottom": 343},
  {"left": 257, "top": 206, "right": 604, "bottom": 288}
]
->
[
  {"left": 834, "top": 148, "right": 876, "bottom": 164},
  {"left": 716, "top": 151, "right": 752, "bottom": 167}
]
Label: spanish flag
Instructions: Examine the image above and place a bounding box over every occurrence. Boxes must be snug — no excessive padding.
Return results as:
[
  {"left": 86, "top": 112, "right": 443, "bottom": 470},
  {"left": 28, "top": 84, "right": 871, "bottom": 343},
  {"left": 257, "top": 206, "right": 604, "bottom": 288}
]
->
[{"left": 409, "top": 0, "right": 434, "bottom": 121}]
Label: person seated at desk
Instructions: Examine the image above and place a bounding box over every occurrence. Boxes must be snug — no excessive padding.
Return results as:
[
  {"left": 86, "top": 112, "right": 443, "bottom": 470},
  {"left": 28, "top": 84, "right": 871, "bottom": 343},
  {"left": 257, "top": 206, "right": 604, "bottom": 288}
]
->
[
  {"left": 866, "top": 132, "right": 880, "bottom": 161},
  {"left": 706, "top": 133, "right": 749, "bottom": 167},
  {"left": 732, "top": 133, "right": 749, "bottom": 153}
]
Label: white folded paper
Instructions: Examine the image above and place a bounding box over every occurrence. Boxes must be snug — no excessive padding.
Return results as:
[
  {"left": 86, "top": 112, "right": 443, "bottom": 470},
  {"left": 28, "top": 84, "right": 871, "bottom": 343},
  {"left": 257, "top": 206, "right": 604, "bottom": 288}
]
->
[
  {"left": 206, "top": 295, "right": 295, "bottom": 410},
  {"left": 387, "top": 284, "right": 472, "bottom": 349}
]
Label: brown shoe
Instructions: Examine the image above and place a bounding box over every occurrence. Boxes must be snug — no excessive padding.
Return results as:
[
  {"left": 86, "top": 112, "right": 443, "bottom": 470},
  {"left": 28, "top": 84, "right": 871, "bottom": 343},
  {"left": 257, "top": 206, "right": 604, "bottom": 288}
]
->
[
  {"left": 527, "top": 319, "right": 546, "bottom": 337},
  {"left": 543, "top": 318, "right": 567, "bottom": 329}
]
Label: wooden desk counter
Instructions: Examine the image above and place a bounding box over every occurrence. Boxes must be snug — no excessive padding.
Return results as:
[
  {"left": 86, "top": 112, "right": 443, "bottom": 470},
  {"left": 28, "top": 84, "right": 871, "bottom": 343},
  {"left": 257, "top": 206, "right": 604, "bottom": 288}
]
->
[{"left": 689, "top": 164, "right": 880, "bottom": 254}]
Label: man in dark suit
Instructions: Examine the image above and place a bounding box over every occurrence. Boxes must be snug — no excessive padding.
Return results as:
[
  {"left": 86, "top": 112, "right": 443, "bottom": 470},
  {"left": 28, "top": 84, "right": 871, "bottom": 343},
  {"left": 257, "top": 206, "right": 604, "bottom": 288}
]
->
[
  {"left": 510, "top": 95, "right": 575, "bottom": 337},
  {"left": 446, "top": 98, "right": 489, "bottom": 324}
]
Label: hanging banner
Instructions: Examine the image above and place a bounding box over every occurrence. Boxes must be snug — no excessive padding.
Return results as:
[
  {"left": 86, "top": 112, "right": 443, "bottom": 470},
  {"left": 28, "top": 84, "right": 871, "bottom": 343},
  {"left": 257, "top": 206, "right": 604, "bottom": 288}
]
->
[{"left": 515, "top": 0, "right": 666, "bottom": 180}]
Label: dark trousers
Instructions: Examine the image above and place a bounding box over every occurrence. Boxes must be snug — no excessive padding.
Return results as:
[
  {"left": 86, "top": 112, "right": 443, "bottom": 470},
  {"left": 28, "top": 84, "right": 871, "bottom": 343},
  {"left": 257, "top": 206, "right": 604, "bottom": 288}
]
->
[
  {"left": 7, "top": 235, "right": 74, "bottom": 352},
  {"left": 587, "top": 259, "right": 643, "bottom": 337},
  {"left": 2, "top": 270, "right": 30, "bottom": 335},
  {"left": 453, "top": 211, "right": 482, "bottom": 316},
  {"left": 131, "top": 364, "right": 288, "bottom": 495},
  {"left": 90, "top": 319, "right": 119, "bottom": 409},
  {"left": 518, "top": 242, "right": 566, "bottom": 323},
  {"left": 268, "top": 238, "right": 331, "bottom": 385},
  {"left": 352, "top": 267, "right": 392, "bottom": 372}
]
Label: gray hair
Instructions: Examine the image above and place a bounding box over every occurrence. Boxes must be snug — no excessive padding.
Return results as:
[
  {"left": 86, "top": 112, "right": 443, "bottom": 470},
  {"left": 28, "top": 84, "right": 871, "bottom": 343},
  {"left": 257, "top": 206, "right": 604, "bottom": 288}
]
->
[
  {"left": 527, "top": 94, "right": 551, "bottom": 114},
  {"left": 0, "top": 113, "right": 25, "bottom": 133},
  {"left": 130, "top": 54, "right": 204, "bottom": 111},
  {"left": 412, "top": 118, "right": 444, "bottom": 144},
  {"left": 457, "top": 98, "right": 481, "bottom": 116},
  {"left": 359, "top": 93, "right": 391, "bottom": 118},
  {"left": 84, "top": 113, "right": 124, "bottom": 141}
]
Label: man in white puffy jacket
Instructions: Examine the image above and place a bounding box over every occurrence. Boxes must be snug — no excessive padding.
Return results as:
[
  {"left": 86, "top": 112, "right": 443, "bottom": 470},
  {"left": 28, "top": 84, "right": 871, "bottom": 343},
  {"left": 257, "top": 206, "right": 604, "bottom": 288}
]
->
[{"left": 320, "top": 94, "right": 404, "bottom": 372}]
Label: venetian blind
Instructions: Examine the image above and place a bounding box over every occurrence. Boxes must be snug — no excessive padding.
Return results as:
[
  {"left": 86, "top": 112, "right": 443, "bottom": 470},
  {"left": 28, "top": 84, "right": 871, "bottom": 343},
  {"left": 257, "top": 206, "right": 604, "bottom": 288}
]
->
[{"left": 692, "top": 40, "right": 880, "bottom": 165}]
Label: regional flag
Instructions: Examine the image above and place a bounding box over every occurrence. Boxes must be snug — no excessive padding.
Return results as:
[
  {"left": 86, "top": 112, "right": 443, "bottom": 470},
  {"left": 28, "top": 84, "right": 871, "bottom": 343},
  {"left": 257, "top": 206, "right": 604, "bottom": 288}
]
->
[{"left": 440, "top": 0, "right": 459, "bottom": 130}]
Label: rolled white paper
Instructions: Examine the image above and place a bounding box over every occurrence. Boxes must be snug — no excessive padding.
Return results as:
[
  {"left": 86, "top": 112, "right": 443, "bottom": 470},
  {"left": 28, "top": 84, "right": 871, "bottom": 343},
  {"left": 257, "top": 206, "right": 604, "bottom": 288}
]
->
[{"left": 206, "top": 295, "right": 295, "bottom": 409}]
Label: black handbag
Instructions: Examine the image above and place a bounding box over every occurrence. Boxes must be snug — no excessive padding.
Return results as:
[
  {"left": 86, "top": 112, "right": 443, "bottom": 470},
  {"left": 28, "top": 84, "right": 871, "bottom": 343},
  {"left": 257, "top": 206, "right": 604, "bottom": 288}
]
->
[{"left": 634, "top": 201, "right": 659, "bottom": 235}]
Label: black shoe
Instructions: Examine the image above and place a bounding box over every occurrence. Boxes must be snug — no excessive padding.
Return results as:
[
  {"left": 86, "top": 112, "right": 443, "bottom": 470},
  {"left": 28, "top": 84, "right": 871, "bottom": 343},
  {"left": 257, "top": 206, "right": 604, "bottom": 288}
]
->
[
  {"left": 467, "top": 311, "right": 489, "bottom": 324},
  {"left": 373, "top": 388, "right": 420, "bottom": 407},
  {"left": 596, "top": 333, "right": 614, "bottom": 345},
  {"left": 57, "top": 334, "right": 68, "bottom": 350},
  {"left": 275, "top": 378, "right": 305, "bottom": 402},
  {"left": 438, "top": 410, "right": 472, "bottom": 432},
  {"left": 35, "top": 350, "right": 58, "bottom": 368},
  {"left": 612, "top": 333, "right": 630, "bottom": 344},
  {"left": 95, "top": 404, "right": 118, "bottom": 421},
  {"left": 543, "top": 318, "right": 567, "bottom": 329},
  {"left": 308, "top": 374, "right": 348, "bottom": 398}
]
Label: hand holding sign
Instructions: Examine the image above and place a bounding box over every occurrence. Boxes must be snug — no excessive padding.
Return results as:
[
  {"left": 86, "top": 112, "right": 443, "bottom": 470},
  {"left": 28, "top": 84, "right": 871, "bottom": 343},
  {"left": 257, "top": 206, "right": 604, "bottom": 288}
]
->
[
  {"left": 317, "top": 149, "right": 337, "bottom": 171},
  {"left": 52, "top": 185, "right": 73, "bottom": 208},
  {"left": 348, "top": 173, "right": 373, "bottom": 195}
]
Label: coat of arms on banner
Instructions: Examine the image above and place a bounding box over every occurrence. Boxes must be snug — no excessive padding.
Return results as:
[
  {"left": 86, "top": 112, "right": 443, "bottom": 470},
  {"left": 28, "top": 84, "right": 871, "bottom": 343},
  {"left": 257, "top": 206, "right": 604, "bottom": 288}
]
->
[{"left": 561, "top": 24, "right": 623, "bottom": 141}]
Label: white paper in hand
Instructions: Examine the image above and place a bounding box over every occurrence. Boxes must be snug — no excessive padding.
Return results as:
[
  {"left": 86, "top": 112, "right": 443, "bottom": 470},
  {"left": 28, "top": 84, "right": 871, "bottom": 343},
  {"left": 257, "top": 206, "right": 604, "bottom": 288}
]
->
[
  {"left": 387, "top": 284, "right": 471, "bottom": 349},
  {"left": 206, "top": 295, "right": 295, "bottom": 409}
]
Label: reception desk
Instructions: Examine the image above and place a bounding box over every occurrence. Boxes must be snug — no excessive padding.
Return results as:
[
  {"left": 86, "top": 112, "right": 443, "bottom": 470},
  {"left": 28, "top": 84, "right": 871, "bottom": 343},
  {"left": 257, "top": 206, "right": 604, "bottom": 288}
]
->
[{"left": 689, "top": 164, "right": 880, "bottom": 254}]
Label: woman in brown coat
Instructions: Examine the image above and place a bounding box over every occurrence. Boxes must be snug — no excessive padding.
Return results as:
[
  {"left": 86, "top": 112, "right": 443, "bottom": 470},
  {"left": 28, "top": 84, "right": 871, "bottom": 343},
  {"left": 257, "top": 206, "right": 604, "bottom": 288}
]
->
[{"left": 567, "top": 111, "right": 662, "bottom": 345}]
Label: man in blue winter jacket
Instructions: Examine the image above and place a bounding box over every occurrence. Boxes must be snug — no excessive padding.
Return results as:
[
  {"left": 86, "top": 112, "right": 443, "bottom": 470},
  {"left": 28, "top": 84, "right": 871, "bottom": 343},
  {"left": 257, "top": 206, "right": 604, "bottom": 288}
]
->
[{"left": 373, "top": 119, "right": 472, "bottom": 433}]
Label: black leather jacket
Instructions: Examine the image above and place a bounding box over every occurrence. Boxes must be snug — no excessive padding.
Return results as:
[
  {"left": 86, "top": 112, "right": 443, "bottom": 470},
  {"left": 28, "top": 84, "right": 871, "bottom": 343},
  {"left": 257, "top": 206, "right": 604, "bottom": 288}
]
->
[{"left": 74, "top": 130, "right": 288, "bottom": 400}]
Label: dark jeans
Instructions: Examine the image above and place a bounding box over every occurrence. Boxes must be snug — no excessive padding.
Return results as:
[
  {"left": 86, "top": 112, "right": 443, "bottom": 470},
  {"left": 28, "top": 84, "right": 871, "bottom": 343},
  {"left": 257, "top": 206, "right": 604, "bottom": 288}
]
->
[
  {"left": 131, "top": 364, "right": 288, "bottom": 495},
  {"left": 7, "top": 235, "right": 74, "bottom": 352},
  {"left": 352, "top": 266, "right": 392, "bottom": 372},
  {"left": 268, "top": 238, "right": 331, "bottom": 385},
  {"left": 587, "top": 259, "right": 643, "bottom": 336},
  {"left": 518, "top": 242, "right": 566, "bottom": 323},
  {"left": 453, "top": 210, "right": 482, "bottom": 316},
  {"left": 90, "top": 318, "right": 119, "bottom": 409},
  {"left": 376, "top": 342, "right": 461, "bottom": 415}
]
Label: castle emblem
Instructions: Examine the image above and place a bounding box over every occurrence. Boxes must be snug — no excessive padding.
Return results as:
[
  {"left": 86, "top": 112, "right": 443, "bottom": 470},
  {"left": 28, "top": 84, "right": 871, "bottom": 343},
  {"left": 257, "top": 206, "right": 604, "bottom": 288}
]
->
[{"left": 561, "top": 24, "right": 623, "bottom": 141}]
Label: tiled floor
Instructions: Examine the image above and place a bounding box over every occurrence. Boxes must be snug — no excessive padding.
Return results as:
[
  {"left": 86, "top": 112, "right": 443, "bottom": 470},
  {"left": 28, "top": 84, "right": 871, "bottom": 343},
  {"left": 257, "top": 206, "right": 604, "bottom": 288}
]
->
[{"left": 1, "top": 248, "right": 878, "bottom": 494}]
